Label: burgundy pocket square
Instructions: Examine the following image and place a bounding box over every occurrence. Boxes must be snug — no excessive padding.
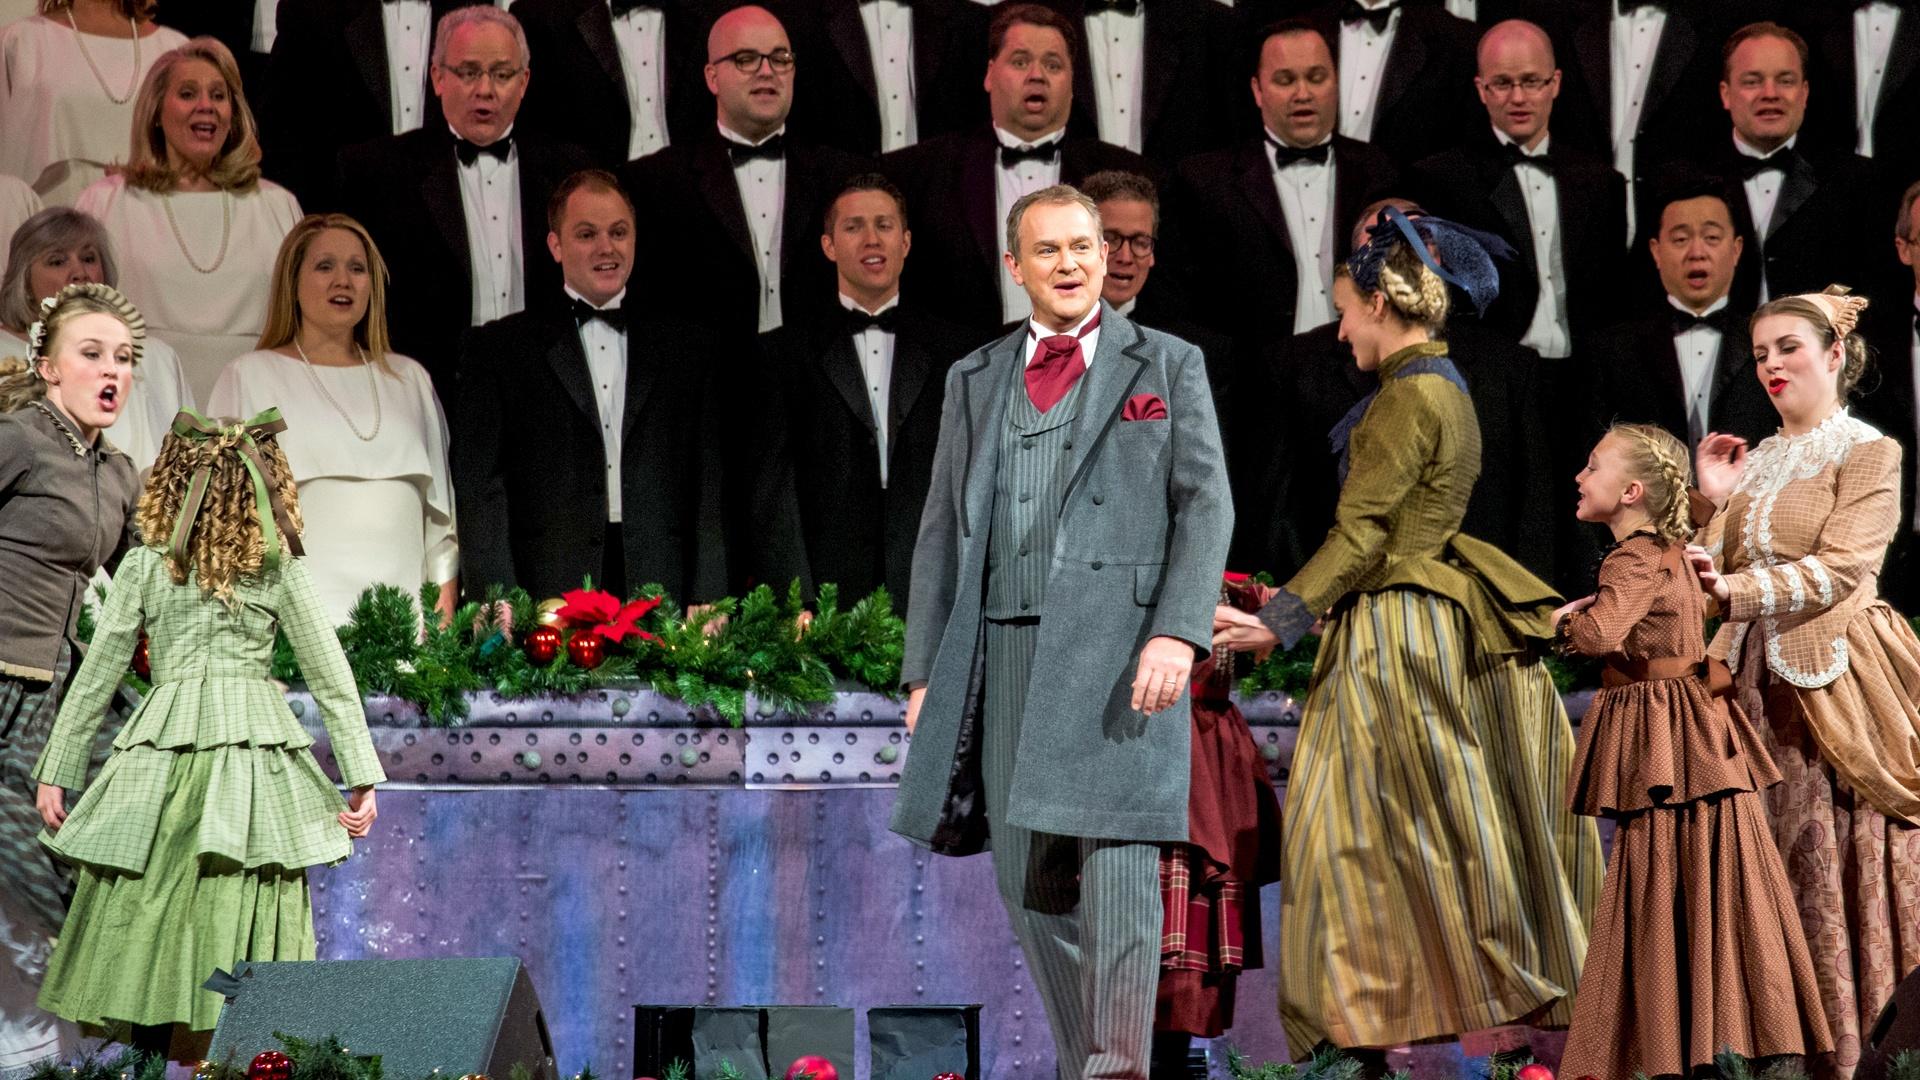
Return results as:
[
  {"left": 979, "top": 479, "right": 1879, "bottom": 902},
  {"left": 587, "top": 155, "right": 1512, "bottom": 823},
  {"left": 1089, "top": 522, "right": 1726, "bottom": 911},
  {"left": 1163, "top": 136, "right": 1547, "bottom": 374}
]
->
[{"left": 1122, "top": 393, "right": 1168, "bottom": 421}]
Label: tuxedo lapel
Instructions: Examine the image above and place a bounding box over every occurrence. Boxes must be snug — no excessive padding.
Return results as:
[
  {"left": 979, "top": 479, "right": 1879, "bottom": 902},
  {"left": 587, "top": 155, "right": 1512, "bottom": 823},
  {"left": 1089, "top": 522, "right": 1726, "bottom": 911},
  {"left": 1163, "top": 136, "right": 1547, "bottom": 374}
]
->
[
  {"left": 1884, "top": 12, "right": 1920, "bottom": 113},
  {"left": 1373, "top": 13, "right": 1427, "bottom": 121},
  {"left": 1140, "top": 9, "right": 1182, "bottom": 142},
  {"left": 1769, "top": 151, "right": 1818, "bottom": 237},
  {"left": 1708, "top": 317, "right": 1750, "bottom": 412},
  {"left": 545, "top": 314, "right": 601, "bottom": 424},
  {"left": 960, "top": 132, "right": 1002, "bottom": 278},
  {"left": 621, "top": 315, "right": 660, "bottom": 439},
  {"left": 1486, "top": 157, "right": 1534, "bottom": 273},
  {"left": 517, "top": 144, "right": 555, "bottom": 291},
  {"left": 577, "top": 1, "right": 633, "bottom": 121},
  {"left": 820, "top": 327, "right": 879, "bottom": 432},
  {"left": 694, "top": 140, "right": 757, "bottom": 265},
  {"left": 419, "top": 139, "right": 472, "bottom": 311},
  {"left": 1573, "top": 14, "right": 1609, "bottom": 128},
  {"left": 827, "top": 0, "right": 880, "bottom": 104},
  {"left": 346, "top": 3, "right": 393, "bottom": 125},
  {"left": 778, "top": 147, "right": 812, "bottom": 278},
  {"left": 1641, "top": 13, "right": 1696, "bottom": 124},
  {"left": 1649, "top": 320, "right": 1690, "bottom": 411},
  {"left": 1236, "top": 140, "right": 1291, "bottom": 258},
  {"left": 889, "top": 316, "right": 934, "bottom": 444}
]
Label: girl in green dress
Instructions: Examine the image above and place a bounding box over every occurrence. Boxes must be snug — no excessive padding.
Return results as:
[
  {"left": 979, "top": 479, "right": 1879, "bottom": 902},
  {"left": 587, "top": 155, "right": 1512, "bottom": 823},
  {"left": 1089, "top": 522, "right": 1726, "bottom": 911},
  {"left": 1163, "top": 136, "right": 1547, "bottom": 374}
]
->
[{"left": 31, "top": 408, "right": 385, "bottom": 1061}]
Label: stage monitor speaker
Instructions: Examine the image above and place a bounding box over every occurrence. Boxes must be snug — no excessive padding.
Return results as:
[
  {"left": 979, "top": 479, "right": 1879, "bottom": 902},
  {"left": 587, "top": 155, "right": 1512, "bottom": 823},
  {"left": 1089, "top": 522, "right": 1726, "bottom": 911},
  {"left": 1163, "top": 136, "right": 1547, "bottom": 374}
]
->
[
  {"left": 1861, "top": 964, "right": 1920, "bottom": 1080},
  {"left": 208, "top": 957, "right": 556, "bottom": 1080}
]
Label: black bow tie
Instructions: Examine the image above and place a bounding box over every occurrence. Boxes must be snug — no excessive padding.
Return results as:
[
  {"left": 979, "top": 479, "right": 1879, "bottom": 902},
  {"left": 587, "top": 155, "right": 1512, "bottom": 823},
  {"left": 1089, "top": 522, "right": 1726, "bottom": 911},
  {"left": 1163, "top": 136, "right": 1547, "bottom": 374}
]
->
[
  {"left": 573, "top": 297, "right": 627, "bottom": 332},
  {"left": 1339, "top": 0, "right": 1397, "bottom": 32},
  {"left": 1672, "top": 305, "right": 1730, "bottom": 335},
  {"left": 454, "top": 133, "right": 512, "bottom": 166},
  {"left": 609, "top": 0, "right": 660, "bottom": 15},
  {"left": 846, "top": 307, "right": 901, "bottom": 334},
  {"left": 1735, "top": 146, "right": 1797, "bottom": 179},
  {"left": 1501, "top": 141, "right": 1554, "bottom": 172},
  {"left": 1084, "top": 0, "right": 1140, "bottom": 13},
  {"left": 1000, "top": 141, "right": 1060, "bottom": 167},
  {"left": 728, "top": 135, "right": 785, "bottom": 163},
  {"left": 1267, "top": 137, "right": 1330, "bottom": 168},
  {"left": 1614, "top": 0, "right": 1660, "bottom": 13}
]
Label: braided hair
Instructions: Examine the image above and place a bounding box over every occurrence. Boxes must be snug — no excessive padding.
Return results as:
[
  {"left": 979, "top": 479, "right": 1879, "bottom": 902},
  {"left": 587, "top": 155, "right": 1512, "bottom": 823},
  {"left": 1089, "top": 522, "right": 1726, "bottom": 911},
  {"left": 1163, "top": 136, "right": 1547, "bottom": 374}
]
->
[{"left": 1607, "top": 422, "right": 1693, "bottom": 543}]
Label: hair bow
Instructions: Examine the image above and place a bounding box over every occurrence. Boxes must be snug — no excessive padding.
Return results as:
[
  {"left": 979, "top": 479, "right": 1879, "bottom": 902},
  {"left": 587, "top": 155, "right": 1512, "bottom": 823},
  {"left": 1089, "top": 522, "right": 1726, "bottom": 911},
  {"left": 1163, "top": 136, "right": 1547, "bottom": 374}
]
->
[{"left": 167, "top": 408, "right": 306, "bottom": 571}]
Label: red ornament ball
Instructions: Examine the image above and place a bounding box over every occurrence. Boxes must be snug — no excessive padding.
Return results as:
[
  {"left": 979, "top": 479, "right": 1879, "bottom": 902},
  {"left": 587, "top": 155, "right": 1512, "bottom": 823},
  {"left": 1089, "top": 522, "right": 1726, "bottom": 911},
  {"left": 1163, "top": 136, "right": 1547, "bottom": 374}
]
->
[
  {"left": 523, "top": 625, "right": 562, "bottom": 665},
  {"left": 784, "top": 1057, "right": 837, "bottom": 1080},
  {"left": 131, "top": 635, "right": 151, "bottom": 679},
  {"left": 248, "top": 1051, "right": 293, "bottom": 1080},
  {"left": 567, "top": 632, "right": 605, "bottom": 670},
  {"left": 931, "top": 1074, "right": 966, "bottom": 1080},
  {"left": 1516, "top": 1065, "right": 1554, "bottom": 1080}
]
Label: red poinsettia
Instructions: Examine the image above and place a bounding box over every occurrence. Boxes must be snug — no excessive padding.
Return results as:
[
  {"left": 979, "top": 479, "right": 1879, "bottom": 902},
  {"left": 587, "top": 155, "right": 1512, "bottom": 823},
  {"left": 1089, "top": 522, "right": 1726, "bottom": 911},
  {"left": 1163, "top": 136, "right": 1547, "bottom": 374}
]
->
[{"left": 554, "top": 589, "right": 662, "bottom": 645}]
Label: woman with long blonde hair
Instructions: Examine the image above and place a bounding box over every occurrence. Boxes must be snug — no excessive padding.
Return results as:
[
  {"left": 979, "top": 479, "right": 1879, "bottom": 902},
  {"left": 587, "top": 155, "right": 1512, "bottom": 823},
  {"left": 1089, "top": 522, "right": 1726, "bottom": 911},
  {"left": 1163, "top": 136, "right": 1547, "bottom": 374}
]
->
[
  {"left": 208, "top": 213, "right": 458, "bottom": 626},
  {"left": 29, "top": 407, "right": 383, "bottom": 1062},
  {"left": 73, "top": 34, "right": 301, "bottom": 399}
]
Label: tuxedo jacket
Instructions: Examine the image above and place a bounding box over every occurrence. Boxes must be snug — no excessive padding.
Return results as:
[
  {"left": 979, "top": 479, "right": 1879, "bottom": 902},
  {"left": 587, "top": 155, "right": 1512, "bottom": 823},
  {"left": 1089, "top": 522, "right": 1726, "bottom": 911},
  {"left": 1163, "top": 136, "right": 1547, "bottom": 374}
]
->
[
  {"left": 880, "top": 128, "right": 1153, "bottom": 336},
  {"left": 1576, "top": 308, "right": 1778, "bottom": 451},
  {"left": 452, "top": 302, "right": 727, "bottom": 605},
  {"left": 511, "top": 0, "right": 721, "bottom": 168},
  {"left": 616, "top": 136, "right": 866, "bottom": 340},
  {"left": 1409, "top": 131, "right": 1627, "bottom": 351},
  {"left": 265, "top": 0, "right": 480, "bottom": 211},
  {"left": 337, "top": 128, "right": 595, "bottom": 387},
  {"left": 1167, "top": 134, "right": 1398, "bottom": 353},
  {"left": 1806, "top": 6, "right": 1920, "bottom": 191},
  {"left": 1037, "top": 0, "right": 1244, "bottom": 167},
  {"left": 1303, "top": 3, "right": 1480, "bottom": 167},
  {"left": 1691, "top": 141, "right": 1882, "bottom": 312},
  {"left": 1233, "top": 320, "right": 1568, "bottom": 593},
  {"left": 1854, "top": 292, "right": 1920, "bottom": 609},
  {"left": 751, "top": 305, "right": 977, "bottom": 607},
  {"left": 781, "top": 0, "right": 989, "bottom": 157}
]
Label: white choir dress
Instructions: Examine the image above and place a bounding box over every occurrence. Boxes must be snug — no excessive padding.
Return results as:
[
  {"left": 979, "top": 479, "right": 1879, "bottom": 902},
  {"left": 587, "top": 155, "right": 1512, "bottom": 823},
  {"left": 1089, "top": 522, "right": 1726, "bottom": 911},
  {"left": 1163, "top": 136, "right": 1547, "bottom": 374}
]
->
[
  {"left": 0, "top": 16, "right": 187, "bottom": 204},
  {"left": 0, "top": 326, "right": 194, "bottom": 472},
  {"left": 74, "top": 175, "right": 301, "bottom": 401},
  {"left": 0, "top": 174, "right": 40, "bottom": 245},
  {"left": 207, "top": 348, "right": 459, "bottom": 626}
]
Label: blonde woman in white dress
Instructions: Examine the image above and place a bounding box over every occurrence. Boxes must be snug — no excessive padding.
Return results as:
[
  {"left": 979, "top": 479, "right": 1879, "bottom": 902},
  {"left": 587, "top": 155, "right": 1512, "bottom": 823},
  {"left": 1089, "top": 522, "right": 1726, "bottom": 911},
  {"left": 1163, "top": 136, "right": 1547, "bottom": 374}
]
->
[
  {"left": 0, "top": 1, "right": 187, "bottom": 204},
  {"left": 74, "top": 35, "right": 299, "bottom": 401},
  {"left": 208, "top": 214, "right": 458, "bottom": 628},
  {"left": 1, "top": 205, "right": 192, "bottom": 471}
]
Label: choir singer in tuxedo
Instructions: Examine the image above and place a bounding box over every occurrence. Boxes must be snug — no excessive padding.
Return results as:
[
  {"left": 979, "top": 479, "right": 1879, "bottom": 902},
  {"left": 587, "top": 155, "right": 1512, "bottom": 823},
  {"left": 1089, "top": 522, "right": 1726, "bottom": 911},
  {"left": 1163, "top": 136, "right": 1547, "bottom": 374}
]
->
[
  {"left": 751, "top": 174, "right": 975, "bottom": 607},
  {"left": 453, "top": 169, "right": 726, "bottom": 605}
]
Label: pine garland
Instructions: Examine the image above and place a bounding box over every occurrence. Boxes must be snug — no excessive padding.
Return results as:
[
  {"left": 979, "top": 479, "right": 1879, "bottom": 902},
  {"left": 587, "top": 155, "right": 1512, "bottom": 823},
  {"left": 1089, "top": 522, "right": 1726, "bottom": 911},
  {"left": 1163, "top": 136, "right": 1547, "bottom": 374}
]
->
[{"left": 805, "top": 583, "right": 906, "bottom": 694}]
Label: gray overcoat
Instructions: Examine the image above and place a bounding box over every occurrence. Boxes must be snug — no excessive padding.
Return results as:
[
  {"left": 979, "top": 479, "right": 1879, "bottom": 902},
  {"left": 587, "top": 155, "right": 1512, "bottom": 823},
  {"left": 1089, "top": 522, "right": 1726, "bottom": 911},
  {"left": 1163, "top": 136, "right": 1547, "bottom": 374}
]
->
[{"left": 889, "top": 304, "right": 1233, "bottom": 855}]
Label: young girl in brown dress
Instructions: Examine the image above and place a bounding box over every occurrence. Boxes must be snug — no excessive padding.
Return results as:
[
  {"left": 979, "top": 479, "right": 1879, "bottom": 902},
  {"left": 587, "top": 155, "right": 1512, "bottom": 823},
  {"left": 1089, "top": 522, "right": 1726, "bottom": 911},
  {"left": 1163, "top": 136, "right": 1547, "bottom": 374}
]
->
[{"left": 1556, "top": 422, "right": 1829, "bottom": 1080}]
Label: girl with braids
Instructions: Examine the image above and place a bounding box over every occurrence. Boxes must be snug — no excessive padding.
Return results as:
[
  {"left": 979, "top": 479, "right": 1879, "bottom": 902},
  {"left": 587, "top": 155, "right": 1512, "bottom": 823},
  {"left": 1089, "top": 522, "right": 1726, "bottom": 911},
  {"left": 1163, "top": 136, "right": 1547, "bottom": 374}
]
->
[
  {"left": 1689, "top": 287, "right": 1920, "bottom": 1080},
  {"left": 1212, "top": 208, "right": 1602, "bottom": 1070},
  {"left": 28, "top": 407, "right": 383, "bottom": 1061},
  {"left": 1556, "top": 422, "right": 1829, "bottom": 1080},
  {"left": 0, "top": 281, "right": 142, "bottom": 1073}
]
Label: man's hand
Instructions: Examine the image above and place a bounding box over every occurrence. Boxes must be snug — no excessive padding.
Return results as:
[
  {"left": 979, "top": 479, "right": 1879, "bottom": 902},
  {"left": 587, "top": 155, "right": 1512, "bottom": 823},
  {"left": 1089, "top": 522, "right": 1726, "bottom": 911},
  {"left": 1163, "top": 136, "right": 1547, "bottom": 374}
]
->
[
  {"left": 904, "top": 685, "right": 927, "bottom": 734},
  {"left": 1131, "top": 635, "right": 1194, "bottom": 716}
]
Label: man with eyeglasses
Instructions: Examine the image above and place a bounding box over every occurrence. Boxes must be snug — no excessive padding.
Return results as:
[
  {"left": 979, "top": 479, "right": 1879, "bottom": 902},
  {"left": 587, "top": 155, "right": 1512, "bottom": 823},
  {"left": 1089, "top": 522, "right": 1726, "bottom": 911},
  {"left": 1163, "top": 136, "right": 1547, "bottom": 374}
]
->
[
  {"left": 882, "top": 3, "right": 1149, "bottom": 337},
  {"left": 339, "top": 5, "right": 593, "bottom": 388},
  {"left": 618, "top": 4, "right": 862, "bottom": 341},
  {"left": 1408, "top": 19, "right": 1625, "bottom": 362}
]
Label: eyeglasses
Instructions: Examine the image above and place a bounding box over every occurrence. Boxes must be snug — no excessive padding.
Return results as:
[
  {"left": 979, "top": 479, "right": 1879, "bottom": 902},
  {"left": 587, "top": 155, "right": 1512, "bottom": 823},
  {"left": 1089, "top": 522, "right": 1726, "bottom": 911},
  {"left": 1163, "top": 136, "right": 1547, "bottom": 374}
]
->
[
  {"left": 1481, "top": 74, "right": 1553, "bottom": 95},
  {"left": 712, "top": 48, "right": 796, "bottom": 73},
  {"left": 1103, "top": 231, "right": 1155, "bottom": 256},
  {"left": 440, "top": 63, "right": 526, "bottom": 88}
]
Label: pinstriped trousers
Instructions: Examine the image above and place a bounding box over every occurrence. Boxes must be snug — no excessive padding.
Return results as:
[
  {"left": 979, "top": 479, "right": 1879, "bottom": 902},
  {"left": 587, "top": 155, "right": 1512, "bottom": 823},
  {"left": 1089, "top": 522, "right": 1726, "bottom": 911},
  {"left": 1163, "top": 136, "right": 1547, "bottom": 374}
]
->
[{"left": 982, "top": 617, "right": 1161, "bottom": 1080}]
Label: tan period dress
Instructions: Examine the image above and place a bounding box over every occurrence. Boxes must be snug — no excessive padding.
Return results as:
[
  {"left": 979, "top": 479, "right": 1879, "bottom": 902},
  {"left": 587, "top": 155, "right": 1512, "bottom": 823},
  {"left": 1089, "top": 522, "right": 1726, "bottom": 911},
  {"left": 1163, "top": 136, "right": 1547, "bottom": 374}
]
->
[{"left": 1701, "top": 410, "right": 1920, "bottom": 1080}]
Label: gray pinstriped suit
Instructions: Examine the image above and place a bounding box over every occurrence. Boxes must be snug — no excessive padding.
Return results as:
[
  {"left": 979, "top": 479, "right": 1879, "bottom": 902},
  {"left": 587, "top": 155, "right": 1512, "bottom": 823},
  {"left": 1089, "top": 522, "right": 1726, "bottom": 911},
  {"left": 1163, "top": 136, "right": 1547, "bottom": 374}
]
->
[{"left": 891, "top": 304, "right": 1233, "bottom": 1078}]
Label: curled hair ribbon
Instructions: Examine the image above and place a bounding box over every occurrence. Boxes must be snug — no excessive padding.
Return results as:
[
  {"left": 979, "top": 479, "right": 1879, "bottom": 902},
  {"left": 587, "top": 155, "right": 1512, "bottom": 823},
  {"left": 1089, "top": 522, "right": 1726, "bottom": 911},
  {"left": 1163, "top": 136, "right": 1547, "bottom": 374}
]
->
[{"left": 167, "top": 408, "right": 305, "bottom": 571}]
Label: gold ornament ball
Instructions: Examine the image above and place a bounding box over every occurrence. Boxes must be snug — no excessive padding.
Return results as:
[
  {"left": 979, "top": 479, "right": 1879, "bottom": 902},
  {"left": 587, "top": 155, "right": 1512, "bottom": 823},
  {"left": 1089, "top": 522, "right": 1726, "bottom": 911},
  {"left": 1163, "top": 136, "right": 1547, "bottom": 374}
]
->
[{"left": 536, "top": 598, "right": 566, "bottom": 626}]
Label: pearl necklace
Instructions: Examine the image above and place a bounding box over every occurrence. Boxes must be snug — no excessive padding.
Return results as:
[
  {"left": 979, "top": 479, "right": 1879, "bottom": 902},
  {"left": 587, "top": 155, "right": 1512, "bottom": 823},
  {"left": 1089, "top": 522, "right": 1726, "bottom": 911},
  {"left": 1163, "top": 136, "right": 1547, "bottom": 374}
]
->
[
  {"left": 295, "top": 338, "right": 382, "bottom": 442},
  {"left": 162, "top": 189, "right": 232, "bottom": 274},
  {"left": 65, "top": 7, "right": 141, "bottom": 105}
]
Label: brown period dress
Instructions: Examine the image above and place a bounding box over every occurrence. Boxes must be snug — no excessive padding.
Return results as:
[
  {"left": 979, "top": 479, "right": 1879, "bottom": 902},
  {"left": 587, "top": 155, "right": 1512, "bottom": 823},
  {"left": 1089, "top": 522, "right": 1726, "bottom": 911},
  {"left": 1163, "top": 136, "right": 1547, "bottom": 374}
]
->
[{"left": 1558, "top": 533, "right": 1830, "bottom": 1080}]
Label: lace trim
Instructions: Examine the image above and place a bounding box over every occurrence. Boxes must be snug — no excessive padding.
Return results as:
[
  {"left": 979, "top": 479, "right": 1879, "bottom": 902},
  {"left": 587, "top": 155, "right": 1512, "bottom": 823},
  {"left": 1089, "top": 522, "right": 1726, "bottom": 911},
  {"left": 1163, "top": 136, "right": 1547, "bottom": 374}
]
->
[{"left": 1768, "top": 634, "right": 1850, "bottom": 688}]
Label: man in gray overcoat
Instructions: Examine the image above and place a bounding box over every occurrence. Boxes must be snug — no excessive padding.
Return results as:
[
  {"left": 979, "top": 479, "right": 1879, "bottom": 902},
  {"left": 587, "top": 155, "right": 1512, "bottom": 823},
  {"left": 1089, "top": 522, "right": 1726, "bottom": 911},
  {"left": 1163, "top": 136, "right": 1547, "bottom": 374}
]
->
[{"left": 890, "top": 184, "right": 1233, "bottom": 1079}]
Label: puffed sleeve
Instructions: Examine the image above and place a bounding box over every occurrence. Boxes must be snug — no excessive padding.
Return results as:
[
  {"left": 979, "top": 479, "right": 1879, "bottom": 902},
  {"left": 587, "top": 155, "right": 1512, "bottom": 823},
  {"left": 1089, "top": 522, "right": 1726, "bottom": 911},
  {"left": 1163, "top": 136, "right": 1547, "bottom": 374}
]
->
[
  {"left": 1724, "top": 438, "right": 1902, "bottom": 624},
  {"left": 1563, "top": 536, "right": 1667, "bottom": 657}
]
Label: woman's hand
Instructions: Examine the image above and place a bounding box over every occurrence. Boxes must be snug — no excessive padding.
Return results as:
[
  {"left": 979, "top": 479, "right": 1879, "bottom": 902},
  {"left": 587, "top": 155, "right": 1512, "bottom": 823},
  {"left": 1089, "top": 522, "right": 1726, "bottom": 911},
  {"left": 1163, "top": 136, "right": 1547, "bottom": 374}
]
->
[
  {"left": 338, "top": 787, "right": 378, "bottom": 839},
  {"left": 1213, "top": 605, "right": 1280, "bottom": 654},
  {"left": 35, "top": 784, "right": 65, "bottom": 831},
  {"left": 1685, "top": 545, "right": 1731, "bottom": 604},
  {"left": 434, "top": 580, "right": 459, "bottom": 627},
  {"left": 1695, "top": 432, "right": 1749, "bottom": 508},
  {"left": 1551, "top": 595, "right": 1595, "bottom": 626}
]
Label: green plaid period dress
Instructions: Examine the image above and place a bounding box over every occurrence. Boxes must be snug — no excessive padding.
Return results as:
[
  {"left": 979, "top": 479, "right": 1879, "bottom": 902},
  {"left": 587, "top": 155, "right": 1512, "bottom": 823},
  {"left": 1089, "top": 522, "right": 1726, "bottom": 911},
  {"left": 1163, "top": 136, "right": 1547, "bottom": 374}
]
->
[{"left": 29, "top": 546, "right": 386, "bottom": 1035}]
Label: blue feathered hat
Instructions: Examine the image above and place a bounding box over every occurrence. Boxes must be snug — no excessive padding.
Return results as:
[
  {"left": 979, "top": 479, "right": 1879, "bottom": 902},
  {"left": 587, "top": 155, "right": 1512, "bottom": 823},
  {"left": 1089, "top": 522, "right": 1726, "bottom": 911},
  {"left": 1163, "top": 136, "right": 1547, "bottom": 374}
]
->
[{"left": 1346, "top": 205, "right": 1517, "bottom": 317}]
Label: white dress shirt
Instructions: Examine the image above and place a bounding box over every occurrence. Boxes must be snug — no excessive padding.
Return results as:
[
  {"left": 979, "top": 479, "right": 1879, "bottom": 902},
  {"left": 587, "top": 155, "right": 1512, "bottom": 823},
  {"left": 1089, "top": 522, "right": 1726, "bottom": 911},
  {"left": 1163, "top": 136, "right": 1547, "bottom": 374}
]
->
[
  {"left": 453, "top": 126, "right": 524, "bottom": 326},
  {"left": 860, "top": 0, "right": 918, "bottom": 152},
  {"left": 1338, "top": 2, "right": 1400, "bottom": 142},
  {"left": 1113, "top": 297, "right": 1138, "bottom": 317},
  {"left": 385, "top": 0, "right": 434, "bottom": 133},
  {"left": 611, "top": 2, "right": 671, "bottom": 159},
  {"left": 1445, "top": 0, "right": 1475, "bottom": 19},
  {"left": 1854, "top": 2, "right": 1902, "bottom": 158},
  {"left": 841, "top": 292, "right": 901, "bottom": 486},
  {"left": 251, "top": 0, "right": 277, "bottom": 53},
  {"left": 569, "top": 285, "right": 630, "bottom": 521},
  {"left": 1735, "top": 131, "right": 1796, "bottom": 303},
  {"left": 719, "top": 122, "right": 788, "bottom": 332},
  {"left": 1266, "top": 129, "right": 1335, "bottom": 334},
  {"left": 1609, "top": 0, "right": 1667, "bottom": 241},
  {"left": 1085, "top": 6, "right": 1147, "bottom": 152},
  {"left": 994, "top": 126, "right": 1066, "bottom": 324},
  {"left": 1023, "top": 304, "right": 1102, "bottom": 370},
  {"left": 1669, "top": 293, "right": 1728, "bottom": 446},
  {"left": 1493, "top": 128, "right": 1570, "bottom": 358}
]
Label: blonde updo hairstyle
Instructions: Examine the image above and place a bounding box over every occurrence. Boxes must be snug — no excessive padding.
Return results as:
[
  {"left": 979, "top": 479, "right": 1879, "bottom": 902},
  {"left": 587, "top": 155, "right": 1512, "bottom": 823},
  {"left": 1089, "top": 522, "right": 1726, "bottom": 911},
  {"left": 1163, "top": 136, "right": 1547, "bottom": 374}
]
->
[
  {"left": 0, "top": 282, "right": 145, "bottom": 412},
  {"left": 135, "top": 422, "right": 303, "bottom": 607},
  {"left": 1334, "top": 241, "right": 1450, "bottom": 333},
  {"left": 1749, "top": 285, "right": 1873, "bottom": 401},
  {"left": 1606, "top": 422, "right": 1694, "bottom": 543}
]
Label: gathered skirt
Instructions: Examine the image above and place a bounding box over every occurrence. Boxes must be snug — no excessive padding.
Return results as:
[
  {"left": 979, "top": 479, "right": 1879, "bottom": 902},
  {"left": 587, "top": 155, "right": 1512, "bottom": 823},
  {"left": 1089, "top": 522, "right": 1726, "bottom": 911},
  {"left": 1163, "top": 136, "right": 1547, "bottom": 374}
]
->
[{"left": 1278, "top": 588, "right": 1604, "bottom": 1054}]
